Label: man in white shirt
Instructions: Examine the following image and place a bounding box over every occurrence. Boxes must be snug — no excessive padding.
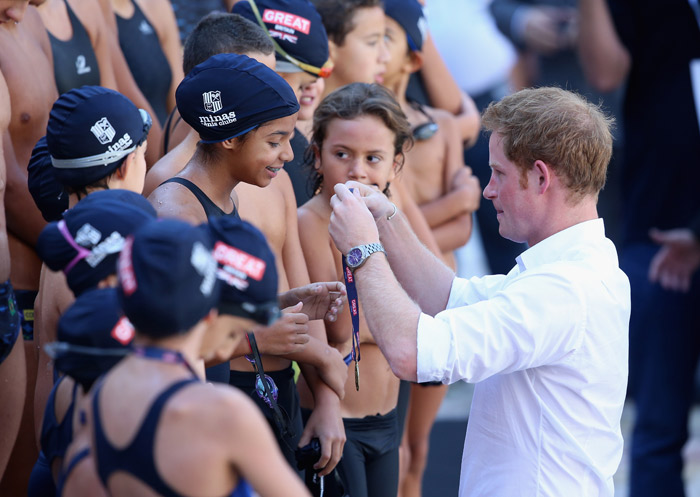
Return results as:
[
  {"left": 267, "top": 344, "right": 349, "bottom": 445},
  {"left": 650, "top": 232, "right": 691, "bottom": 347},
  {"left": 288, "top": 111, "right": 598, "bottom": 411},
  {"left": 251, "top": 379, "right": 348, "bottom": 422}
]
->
[{"left": 327, "top": 86, "right": 630, "bottom": 497}]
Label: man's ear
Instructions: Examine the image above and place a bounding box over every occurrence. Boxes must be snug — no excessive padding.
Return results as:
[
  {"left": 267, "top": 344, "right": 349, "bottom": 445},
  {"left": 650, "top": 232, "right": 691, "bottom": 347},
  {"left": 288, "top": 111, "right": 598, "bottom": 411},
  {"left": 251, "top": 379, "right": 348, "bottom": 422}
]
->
[{"left": 533, "top": 159, "right": 552, "bottom": 194}]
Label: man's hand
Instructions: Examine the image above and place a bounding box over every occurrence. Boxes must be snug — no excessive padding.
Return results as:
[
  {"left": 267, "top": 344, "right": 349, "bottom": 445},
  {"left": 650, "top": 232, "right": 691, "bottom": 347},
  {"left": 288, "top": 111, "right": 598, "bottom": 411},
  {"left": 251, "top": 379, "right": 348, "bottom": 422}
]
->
[
  {"left": 297, "top": 390, "right": 346, "bottom": 475},
  {"left": 280, "top": 282, "right": 347, "bottom": 323},
  {"left": 329, "top": 183, "right": 381, "bottom": 255},
  {"left": 649, "top": 228, "right": 700, "bottom": 292},
  {"left": 254, "top": 302, "right": 310, "bottom": 355},
  {"left": 340, "top": 181, "right": 394, "bottom": 220}
]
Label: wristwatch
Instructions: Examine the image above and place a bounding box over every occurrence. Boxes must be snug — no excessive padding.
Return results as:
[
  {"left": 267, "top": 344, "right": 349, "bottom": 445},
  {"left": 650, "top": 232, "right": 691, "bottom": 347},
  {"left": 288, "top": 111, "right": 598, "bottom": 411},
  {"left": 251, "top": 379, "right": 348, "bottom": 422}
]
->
[{"left": 345, "top": 243, "right": 386, "bottom": 271}]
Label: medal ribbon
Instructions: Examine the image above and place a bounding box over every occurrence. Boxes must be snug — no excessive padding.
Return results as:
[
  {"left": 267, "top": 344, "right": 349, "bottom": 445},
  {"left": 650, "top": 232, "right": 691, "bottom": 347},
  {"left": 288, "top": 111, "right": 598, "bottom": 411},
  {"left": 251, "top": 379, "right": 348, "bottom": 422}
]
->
[{"left": 342, "top": 259, "right": 361, "bottom": 390}]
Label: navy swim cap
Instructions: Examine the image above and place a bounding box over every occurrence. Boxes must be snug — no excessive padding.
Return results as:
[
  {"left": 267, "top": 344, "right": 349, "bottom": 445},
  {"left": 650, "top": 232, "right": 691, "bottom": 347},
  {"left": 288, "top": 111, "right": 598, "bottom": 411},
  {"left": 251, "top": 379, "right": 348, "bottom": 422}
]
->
[
  {"left": 203, "top": 216, "right": 280, "bottom": 325},
  {"left": 117, "top": 219, "right": 221, "bottom": 338},
  {"left": 36, "top": 190, "right": 157, "bottom": 297},
  {"left": 47, "top": 86, "right": 152, "bottom": 188},
  {"left": 51, "top": 287, "right": 134, "bottom": 390},
  {"left": 176, "top": 53, "right": 299, "bottom": 143},
  {"left": 27, "top": 136, "right": 69, "bottom": 222},
  {"left": 384, "top": 0, "right": 427, "bottom": 51},
  {"left": 233, "top": 0, "right": 332, "bottom": 77}
]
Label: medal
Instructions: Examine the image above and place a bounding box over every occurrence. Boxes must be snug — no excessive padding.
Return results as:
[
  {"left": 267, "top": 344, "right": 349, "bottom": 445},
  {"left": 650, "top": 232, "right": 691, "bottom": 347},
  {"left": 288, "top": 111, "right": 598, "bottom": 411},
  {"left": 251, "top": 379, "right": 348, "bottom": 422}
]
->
[{"left": 354, "top": 359, "right": 360, "bottom": 391}]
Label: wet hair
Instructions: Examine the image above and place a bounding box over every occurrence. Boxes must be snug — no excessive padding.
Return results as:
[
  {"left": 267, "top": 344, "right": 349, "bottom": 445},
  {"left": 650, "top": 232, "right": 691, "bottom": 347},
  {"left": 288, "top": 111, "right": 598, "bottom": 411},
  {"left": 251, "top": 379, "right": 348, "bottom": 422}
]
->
[
  {"left": 195, "top": 125, "right": 254, "bottom": 164},
  {"left": 66, "top": 174, "right": 112, "bottom": 200},
  {"left": 312, "top": 0, "right": 383, "bottom": 46},
  {"left": 308, "top": 82, "right": 412, "bottom": 195},
  {"left": 183, "top": 12, "right": 274, "bottom": 75},
  {"left": 482, "top": 87, "right": 613, "bottom": 203}
]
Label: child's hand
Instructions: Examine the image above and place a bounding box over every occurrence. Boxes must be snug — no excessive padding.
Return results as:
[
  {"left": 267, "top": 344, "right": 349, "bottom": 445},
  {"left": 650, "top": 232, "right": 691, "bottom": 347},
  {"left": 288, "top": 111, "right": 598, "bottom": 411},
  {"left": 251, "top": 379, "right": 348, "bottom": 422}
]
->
[
  {"left": 451, "top": 167, "right": 481, "bottom": 213},
  {"left": 254, "top": 302, "right": 310, "bottom": 355},
  {"left": 281, "top": 282, "right": 347, "bottom": 322}
]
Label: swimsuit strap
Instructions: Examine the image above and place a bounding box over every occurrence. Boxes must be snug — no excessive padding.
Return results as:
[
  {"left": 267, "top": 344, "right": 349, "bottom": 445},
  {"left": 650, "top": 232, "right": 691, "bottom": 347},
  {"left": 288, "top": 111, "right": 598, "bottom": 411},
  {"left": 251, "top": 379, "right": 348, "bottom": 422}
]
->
[
  {"left": 159, "top": 177, "right": 239, "bottom": 219},
  {"left": 92, "top": 377, "right": 199, "bottom": 497}
]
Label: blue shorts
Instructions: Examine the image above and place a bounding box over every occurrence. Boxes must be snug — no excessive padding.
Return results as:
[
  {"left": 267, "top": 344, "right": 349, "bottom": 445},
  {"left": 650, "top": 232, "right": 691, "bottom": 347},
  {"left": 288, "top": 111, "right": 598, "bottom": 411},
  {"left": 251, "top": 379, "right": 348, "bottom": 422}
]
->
[
  {"left": 0, "top": 280, "right": 21, "bottom": 365},
  {"left": 14, "top": 289, "right": 37, "bottom": 341}
]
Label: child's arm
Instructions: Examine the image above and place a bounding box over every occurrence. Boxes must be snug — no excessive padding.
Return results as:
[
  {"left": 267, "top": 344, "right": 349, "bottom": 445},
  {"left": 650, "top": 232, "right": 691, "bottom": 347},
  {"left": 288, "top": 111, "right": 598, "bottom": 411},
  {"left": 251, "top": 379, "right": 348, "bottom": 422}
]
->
[
  {"left": 297, "top": 206, "right": 352, "bottom": 345},
  {"left": 416, "top": 114, "right": 480, "bottom": 251},
  {"left": 392, "top": 180, "right": 443, "bottom": 257}
]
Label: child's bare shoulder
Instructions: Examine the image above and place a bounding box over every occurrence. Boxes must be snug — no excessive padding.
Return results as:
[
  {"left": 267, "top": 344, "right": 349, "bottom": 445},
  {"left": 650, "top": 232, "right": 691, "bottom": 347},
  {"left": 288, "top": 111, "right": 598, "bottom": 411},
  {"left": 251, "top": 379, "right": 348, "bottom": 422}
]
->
[
  {"left": 298, "top": 197, "right": 329, "bottom": 229},
  {"left": 148, "top": 182, "right": 206, "bottom": 224}
]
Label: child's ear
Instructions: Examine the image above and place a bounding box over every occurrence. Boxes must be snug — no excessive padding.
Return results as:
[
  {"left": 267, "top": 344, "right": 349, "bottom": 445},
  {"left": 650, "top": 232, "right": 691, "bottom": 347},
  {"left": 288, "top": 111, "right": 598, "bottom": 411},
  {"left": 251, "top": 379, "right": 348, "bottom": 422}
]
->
[
  {"left": 328, "top": 40, "right": 338, "bottom": 64},
  {"left": 114, "top": 152, "right": 134, "bottom": 181},
  {"left": 221, "top": 137, "right": 238, "bottom": 151},
  {"left": 407, "top": 51, "right": 424, "bottom": 74},
  {"left": 313, "top": 143, "right": 322, "bottom": 172},
  {"left": 389, "top": 154, "right": 401, "bottom": 182}
]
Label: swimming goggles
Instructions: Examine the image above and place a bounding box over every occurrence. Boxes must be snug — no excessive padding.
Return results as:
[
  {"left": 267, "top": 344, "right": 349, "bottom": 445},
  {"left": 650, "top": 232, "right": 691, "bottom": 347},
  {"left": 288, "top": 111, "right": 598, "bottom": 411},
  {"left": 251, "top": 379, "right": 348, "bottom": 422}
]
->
[{"left": 411, "top": 102, "right": 439, "bottom": 141}]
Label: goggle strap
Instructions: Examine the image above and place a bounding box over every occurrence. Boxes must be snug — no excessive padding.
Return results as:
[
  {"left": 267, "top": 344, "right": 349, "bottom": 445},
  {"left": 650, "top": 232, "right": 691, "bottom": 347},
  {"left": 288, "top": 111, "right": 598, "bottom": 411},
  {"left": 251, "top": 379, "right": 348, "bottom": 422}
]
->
[{"left": 247, "top": 332, "right": 296, "bottom": 441}]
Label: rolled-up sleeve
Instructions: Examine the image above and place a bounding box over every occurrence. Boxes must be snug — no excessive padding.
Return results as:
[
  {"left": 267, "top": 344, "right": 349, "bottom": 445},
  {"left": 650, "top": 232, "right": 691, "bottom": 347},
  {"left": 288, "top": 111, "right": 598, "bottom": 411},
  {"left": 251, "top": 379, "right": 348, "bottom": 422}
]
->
[
  {"left": 416, "top": 271, "right": 585, "bottom": 385},
  {"left": 416, "top": 312, "right": 455, "bottom": 383}
]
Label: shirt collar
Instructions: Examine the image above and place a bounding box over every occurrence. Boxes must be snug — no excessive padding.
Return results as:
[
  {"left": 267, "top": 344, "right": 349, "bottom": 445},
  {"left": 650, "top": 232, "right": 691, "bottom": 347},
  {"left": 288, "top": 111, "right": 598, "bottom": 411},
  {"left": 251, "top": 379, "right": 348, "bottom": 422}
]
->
[{"left": 515, "top": 218, "right": 606, "bottom": 272}]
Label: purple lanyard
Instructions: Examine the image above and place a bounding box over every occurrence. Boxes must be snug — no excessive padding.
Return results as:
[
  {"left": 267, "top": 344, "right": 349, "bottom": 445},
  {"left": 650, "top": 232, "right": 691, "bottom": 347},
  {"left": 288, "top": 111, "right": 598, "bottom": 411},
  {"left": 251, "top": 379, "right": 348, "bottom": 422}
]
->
[
  {"left": 342, "top": 260, "right": 361, "bottom": 391},
  {"left": 133, "top": 346, "right": 200, "bottom": 379}
]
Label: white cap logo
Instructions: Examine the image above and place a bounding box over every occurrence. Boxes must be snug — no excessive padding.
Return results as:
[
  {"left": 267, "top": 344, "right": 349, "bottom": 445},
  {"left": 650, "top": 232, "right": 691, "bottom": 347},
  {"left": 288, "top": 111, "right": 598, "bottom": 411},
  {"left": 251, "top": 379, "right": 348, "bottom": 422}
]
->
[
  {"left": 203, "top": 90, "right": 223, "bottom": 114},
  {"left": 191, "top": 241, "right": 217, "bottom": 296},
  {"left": 90, "top": 117, "right": 116, "bottom": 145},
  {"left": 75, "top": 223, "right": 102, "bottom": 247}
]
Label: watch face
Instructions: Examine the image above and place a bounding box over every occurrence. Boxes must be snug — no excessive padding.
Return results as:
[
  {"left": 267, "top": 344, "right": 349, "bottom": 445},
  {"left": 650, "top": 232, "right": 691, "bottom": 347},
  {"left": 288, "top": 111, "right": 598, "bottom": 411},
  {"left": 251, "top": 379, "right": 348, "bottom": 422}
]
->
[{"left": 347, "top": 248, "right": 363, "bottom": 267}]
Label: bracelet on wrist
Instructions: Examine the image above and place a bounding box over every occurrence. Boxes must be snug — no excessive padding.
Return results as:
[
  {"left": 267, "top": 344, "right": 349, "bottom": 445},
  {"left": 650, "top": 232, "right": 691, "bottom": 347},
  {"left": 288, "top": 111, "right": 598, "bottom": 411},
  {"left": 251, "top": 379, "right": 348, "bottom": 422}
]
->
[{"left": 387, "top": 202, "right": 397, "bottom": 221}]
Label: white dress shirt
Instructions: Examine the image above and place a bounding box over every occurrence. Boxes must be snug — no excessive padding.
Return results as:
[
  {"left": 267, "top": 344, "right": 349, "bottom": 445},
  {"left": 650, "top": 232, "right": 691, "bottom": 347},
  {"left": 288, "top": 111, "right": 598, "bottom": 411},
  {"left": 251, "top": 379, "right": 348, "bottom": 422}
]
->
[{"left": 416, "top": 219, "right": 630, "bottom": 497}]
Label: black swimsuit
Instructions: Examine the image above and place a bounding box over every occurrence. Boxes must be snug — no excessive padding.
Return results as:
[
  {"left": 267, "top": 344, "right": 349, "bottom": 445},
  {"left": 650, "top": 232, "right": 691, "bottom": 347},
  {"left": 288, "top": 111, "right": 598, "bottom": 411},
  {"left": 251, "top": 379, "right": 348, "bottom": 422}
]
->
[
  {"left": 47, "top": 1, "right": 101, "bottom": 95},
  {"left": 92, "top": 378, "right": 200, "bottom": 497},
  {"left": 160, "top": 177, "right": 239, "bottom": 220},
  {"left": 116, "top": 0, "right": 172, "bottom": 125}
]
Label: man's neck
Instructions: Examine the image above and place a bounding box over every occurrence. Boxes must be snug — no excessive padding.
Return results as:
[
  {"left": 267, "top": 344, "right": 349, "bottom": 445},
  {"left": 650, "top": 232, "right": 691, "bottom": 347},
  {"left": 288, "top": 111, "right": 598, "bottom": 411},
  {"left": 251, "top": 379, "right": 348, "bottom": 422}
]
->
[{"left": 529, "top": 200, "right": 600, "bottom": 247}]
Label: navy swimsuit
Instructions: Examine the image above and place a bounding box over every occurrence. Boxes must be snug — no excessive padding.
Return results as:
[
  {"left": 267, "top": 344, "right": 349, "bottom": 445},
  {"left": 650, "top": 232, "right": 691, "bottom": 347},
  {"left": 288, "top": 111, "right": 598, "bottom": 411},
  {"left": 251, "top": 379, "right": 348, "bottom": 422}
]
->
[{"left": 92, "top": 377, "right": 254, "bottom": 497}]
